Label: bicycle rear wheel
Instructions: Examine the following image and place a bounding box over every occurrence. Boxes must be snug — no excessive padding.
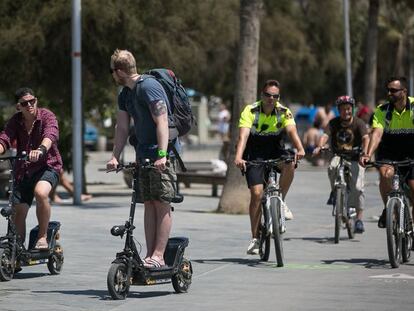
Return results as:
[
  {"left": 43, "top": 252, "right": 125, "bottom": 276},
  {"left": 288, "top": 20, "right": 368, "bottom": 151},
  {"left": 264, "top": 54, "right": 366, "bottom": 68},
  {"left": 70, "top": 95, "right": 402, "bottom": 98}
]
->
[
  {"left": 334, "top": 188, "right": 343, "bottom": 244},
  {"left": 270, "top": 197, "right": 283, "bottom": 267},
  {"left": 386, "top": 198, "right": 402, "bottom": 268}
]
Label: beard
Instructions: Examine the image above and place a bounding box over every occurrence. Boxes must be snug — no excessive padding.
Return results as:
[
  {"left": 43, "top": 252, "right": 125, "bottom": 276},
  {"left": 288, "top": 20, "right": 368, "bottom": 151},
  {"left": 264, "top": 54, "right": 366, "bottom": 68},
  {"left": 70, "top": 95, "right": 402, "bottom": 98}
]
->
[{"left": 387, "top": 94, "right": 398, "bottom": 104}]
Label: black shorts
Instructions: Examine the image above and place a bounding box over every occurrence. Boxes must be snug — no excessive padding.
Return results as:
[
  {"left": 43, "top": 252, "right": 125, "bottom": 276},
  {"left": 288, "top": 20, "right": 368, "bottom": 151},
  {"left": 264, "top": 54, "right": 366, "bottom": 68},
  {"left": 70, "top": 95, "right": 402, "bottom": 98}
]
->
[
  {"left": 12, "top": 168, "right": 59, "bottom": 207},
  {"left": 244, "top": 149, "right": 294, "bottom": 187},
  {"left": 376, "top": 156, "right": 414, "bottom": 181},
  {"left": 245, "top": 164, "right": 273, "bottom": 188}
]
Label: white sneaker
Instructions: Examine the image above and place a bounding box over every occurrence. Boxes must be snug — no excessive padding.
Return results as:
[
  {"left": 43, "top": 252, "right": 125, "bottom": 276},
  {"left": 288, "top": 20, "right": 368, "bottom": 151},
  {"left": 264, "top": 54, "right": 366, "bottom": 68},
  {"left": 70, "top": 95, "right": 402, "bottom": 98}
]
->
[
  {"left": 246, "top": 238, "right": 259, "bottom": 255},
  {"left": 283, "top": 203, "right": 293, "bottom": 220}
]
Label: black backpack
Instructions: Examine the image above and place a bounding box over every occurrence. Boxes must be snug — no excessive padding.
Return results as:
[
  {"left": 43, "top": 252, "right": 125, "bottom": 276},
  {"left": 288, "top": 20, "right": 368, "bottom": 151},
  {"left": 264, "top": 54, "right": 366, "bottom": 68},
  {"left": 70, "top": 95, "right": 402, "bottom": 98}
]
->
[{"left": 144, "top": 68, "right": 195, "bottom": 138}]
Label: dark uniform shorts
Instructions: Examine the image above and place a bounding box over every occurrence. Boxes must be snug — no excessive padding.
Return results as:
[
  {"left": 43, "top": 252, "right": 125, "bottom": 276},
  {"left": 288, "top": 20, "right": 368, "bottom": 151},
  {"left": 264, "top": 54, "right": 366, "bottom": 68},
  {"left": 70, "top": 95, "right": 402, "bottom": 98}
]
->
[
  {"left": 137, "top": 160, "right": 177, "bottom": 203},
  {"left": 12, "top": 167, "right": 59, "bottom": 207},
  {"left": 245, "top": 149, "right": 295, "bottom": 188}
]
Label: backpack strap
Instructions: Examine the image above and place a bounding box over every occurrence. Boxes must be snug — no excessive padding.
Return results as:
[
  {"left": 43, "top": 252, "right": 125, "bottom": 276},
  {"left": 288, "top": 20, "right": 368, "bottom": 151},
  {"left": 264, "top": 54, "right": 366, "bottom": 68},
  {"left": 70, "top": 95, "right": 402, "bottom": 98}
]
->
[{"left": 168, "top": 141, "right": 187, "bottom": 172}]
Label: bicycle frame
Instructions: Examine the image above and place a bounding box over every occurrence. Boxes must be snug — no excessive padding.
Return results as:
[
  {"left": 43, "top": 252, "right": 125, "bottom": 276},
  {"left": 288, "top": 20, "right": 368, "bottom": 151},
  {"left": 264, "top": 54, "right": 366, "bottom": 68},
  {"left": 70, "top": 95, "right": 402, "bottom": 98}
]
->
[
  {"left": 263, "top": 169, "right": 285, "bottom": 234},
  {"left": 369, "top": 159, "right": 414, "bottom": 268},
  {"left": 333, "top": 157, "right": 354, "bottom": 218},
  {"left": 386, "top": 170, "right": 411, "bottom": 235}
]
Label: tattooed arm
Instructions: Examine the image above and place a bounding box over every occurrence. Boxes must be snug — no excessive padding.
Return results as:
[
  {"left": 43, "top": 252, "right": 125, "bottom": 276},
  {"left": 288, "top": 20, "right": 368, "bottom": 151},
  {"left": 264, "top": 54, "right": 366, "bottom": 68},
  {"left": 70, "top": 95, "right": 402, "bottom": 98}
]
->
[{"left": 150, "top": 99, "right": 169, "bottom": 169}]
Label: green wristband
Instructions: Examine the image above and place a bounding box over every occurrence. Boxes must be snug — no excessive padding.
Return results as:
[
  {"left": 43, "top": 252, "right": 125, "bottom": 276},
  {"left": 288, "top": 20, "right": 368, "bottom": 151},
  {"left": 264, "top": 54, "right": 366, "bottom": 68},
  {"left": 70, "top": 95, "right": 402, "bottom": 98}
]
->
[{"left": 158, "top": 149, "right": 167, "bottom": 158}]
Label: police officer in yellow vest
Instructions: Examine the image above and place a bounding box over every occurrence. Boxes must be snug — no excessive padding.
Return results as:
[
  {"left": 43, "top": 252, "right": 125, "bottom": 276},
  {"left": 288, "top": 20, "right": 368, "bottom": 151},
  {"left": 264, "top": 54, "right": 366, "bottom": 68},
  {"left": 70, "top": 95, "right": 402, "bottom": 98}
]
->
[
  {"left": 235, "top": 79, "right": 305, "bottom": 255},
  {"left": 360, "top": 76, "right": 414, "bottom": 228}
]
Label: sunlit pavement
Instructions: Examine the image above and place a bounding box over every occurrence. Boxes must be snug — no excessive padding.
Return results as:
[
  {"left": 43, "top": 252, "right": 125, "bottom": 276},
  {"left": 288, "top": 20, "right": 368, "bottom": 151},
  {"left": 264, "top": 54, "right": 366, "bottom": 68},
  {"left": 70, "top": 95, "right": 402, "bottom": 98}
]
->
[{"left": 0, "top": 146, "right": 413, "bottom": 311}]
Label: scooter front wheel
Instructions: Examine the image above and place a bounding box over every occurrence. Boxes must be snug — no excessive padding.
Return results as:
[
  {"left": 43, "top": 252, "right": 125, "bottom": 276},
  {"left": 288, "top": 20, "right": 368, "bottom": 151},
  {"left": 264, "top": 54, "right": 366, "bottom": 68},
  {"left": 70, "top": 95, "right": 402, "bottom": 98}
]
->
[
  {"left": 0, "top": 245, "right": 15, "bottom": 281},
  {"left": 107, "top": 262, "right": 130, "bottom": 300},
  {"left": 172, "top": 258, "right": 192, "bottom": 293}
]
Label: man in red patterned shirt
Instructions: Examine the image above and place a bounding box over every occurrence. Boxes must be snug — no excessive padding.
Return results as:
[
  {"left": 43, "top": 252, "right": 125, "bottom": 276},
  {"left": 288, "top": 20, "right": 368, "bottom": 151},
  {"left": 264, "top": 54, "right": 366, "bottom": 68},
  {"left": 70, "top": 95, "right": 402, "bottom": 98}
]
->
[{"left": 0, "top": 87, "right": 62, "bottom": 249}]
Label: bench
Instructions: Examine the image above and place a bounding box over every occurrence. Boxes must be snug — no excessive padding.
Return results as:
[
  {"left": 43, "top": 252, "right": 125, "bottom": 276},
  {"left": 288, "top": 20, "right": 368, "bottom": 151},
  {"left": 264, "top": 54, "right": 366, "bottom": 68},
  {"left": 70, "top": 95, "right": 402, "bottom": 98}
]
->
[
  {"left": 176, "top": 160, "right": 227, "bottom": 197},
  {"left": 121, "top": 160, "right": 227, "bottom": 197},
  {"left": 177, "top": 172, "right": 225, "bottom": 197}
]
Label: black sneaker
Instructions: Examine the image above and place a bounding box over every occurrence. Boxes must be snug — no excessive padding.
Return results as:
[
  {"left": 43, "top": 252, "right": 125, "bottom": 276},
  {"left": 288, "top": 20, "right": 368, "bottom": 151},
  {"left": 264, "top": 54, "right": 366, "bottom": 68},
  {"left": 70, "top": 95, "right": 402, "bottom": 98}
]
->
[
  {"left": 326, "top": 191, "right": 335, "bottom": 205},
  {"left": 354, "top": 220, "right": 365, "bottom": 233},
  {"left": 378, "top": 209, "right": 386, "bottom": 228}
]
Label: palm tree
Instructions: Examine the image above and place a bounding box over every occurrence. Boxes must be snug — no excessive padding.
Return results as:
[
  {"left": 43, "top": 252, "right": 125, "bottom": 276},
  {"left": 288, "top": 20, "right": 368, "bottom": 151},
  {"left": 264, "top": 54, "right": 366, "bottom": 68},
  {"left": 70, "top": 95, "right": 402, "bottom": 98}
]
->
[
  {"left": 217, "top": 0, "right": 264, "bottom": 213},
  {"left": 363, "top": 0, "right": 380, "bottom": 108}
]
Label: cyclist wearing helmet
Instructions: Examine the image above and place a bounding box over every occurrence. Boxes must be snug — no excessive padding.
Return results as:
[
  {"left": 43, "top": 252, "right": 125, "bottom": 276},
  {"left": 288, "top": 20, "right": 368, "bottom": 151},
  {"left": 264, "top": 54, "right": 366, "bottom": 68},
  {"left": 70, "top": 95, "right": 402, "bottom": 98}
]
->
[
  {"left": 360, "top": 77, "right": 414, "bottom": 229},
  {"left": 235, "top": 79, "right": 305, "bottom": 255},
  {"left": 313, "top": 95, "right": 369, "bottom": 233}
]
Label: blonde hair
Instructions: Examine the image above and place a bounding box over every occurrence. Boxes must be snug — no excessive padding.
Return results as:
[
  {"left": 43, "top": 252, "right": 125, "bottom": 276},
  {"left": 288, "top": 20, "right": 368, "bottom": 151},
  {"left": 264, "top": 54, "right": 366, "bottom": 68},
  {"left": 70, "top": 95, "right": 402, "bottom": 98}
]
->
[{"left": 110, "top": 49, "right": 137, "bottom": 75}]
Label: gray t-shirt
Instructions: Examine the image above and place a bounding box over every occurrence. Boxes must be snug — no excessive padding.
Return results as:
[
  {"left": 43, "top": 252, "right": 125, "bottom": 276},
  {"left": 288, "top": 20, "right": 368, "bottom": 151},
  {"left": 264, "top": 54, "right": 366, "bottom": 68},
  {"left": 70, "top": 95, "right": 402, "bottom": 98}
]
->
[{"left": 118, "top": 76, "right": 169, "bottom": 159}]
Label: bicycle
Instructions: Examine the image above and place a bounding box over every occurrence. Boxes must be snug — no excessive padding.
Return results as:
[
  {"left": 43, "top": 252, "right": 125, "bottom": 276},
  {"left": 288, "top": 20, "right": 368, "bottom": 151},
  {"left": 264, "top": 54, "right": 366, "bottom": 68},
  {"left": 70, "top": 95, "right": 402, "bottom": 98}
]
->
[
  {"left": 367, "top": 159, "right": 414, "bottom": 268},
  {"left": 106, "top": 160, "right": 192, "bottom": 299},
  {"left": 0, "top": 152, "right": 63, "bottom": 281},
  {"left": 325, "top": 148, "right": 361, "bottom": 244},
  {"left": 245, "top": 154, "right": 295, "bottom": 267}
]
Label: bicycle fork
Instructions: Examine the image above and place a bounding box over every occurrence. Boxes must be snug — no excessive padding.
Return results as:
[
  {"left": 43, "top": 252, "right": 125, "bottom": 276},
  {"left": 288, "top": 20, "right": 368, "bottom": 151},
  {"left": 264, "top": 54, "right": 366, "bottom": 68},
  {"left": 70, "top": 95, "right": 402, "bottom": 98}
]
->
[
  {"left": 266, "top": 195, "right": 286, "bottom": 234},
  {"left": 386, "top": 196, "right": 405, "bottom": 234}
]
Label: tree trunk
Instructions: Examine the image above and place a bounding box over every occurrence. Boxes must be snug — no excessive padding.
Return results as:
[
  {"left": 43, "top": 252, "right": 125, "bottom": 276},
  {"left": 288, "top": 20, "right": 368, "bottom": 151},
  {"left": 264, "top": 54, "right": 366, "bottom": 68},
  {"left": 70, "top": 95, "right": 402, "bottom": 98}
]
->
[
  {"left": 217, "top": 0, "right": 263, "bottom": 214},
  {"left": 363, "top": 0, "right": 379, "bottom": 109}
]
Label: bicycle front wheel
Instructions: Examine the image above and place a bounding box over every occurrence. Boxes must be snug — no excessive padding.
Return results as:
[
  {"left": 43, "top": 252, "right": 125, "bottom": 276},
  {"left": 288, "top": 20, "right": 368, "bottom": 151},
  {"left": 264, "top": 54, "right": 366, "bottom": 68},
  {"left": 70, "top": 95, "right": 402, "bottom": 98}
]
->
[
  {"left": 259, "top": 207, "right": 270, "bottom": 261},
  {"left": 401, "top": 203, "right": 411, "bottom": 263},
  {"left": 386, "top": 198, "right": 402, "bottom": 268},
  {"left": 334, "top": 187, "right": 343, "bottom": 244},
  {"left": 270, "top": 197, "right": 283, "bottom": 267}
]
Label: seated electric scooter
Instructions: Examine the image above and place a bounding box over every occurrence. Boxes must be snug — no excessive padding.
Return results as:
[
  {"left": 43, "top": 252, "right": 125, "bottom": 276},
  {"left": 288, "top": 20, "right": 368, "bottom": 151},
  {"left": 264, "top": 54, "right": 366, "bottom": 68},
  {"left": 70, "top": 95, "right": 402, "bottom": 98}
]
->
[
  {"left": 0, "top": 151, "right": 63, "bottom": 281},
  {"left": 106, "top": 160, "right": 192, "bottom": 300}
]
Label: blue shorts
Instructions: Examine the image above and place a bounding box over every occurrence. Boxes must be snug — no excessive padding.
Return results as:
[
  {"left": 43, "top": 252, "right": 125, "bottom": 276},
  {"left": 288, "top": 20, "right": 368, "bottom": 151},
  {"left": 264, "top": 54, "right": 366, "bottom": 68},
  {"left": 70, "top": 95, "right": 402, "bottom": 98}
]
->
[{"left": 12, "top": 168, "right": 59, "bottom": 207}]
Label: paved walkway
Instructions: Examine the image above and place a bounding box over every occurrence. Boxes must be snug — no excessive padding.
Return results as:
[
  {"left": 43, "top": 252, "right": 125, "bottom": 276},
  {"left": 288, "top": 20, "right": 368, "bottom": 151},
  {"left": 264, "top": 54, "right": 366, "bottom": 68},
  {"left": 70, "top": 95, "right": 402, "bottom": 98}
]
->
[{"left": 0, "top": 145, "right": 413, "bottom": 310}]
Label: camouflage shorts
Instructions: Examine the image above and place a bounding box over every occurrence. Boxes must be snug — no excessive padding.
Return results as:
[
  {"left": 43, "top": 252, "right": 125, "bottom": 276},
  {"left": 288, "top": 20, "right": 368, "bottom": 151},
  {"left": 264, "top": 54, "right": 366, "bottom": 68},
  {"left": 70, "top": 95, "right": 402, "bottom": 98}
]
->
[{"left": 137, "top": 160, "right": 177, "bottom": 203}]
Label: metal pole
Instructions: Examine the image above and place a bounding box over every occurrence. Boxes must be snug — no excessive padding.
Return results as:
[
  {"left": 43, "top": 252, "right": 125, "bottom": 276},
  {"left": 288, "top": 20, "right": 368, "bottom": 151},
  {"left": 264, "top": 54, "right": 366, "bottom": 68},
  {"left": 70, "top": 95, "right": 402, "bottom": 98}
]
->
[
  {"left": 72, "top": 0, "right": 82, "bottom": 205},
  {"left": 410, "top": 37, "right": 414, "bottom": 96},
  {"left": 343, "top": 0, "right": 353, "bottom": 96}
]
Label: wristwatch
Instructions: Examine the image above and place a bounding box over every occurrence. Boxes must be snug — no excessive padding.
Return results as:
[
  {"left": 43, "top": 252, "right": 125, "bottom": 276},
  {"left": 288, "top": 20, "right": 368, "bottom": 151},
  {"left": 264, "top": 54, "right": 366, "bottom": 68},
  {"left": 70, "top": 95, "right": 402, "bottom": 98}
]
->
[{"left": 157, "top": 149, "right": 167, "bottom": 158}]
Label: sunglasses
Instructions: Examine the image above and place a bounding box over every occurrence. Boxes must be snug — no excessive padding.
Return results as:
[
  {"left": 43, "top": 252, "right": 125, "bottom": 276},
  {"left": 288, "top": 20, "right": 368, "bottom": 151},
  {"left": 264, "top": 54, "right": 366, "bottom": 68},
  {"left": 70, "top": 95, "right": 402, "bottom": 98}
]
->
[
  {"left": 263, "top": 92, "right": 280, "bottom": 100},
  {"left": 387, "top": 88, "right": 404, "bottom": 94},
  {"left": 19, "top": 98, "right": 36, "bottom": 107}
]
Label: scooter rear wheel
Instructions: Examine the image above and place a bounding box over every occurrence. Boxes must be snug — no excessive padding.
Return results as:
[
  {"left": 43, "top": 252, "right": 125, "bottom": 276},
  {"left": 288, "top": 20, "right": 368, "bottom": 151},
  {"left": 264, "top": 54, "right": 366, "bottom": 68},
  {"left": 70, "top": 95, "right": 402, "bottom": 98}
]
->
[
  {"left": 172, "top": 258, "right": 192, "bottom": 293},
  {"left": 0, "top": 245, "right": 15, "bottom": 281},
  {"left": 107, "top": 262, "right": 130, "bottom": 300},
  {"left": 47, "top": 243, "right": 64, "bottom": 275}
]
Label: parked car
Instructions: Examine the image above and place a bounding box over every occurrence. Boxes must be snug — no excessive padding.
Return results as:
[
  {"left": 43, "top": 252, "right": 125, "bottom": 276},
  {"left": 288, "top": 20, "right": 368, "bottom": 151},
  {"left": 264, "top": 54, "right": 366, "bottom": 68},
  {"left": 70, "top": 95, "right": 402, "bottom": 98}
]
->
[
  {"left": 84, "top": 122, "right": 98, "bottom": 150},
  {"left": 295, "top": 106, "right": 318, "bottom": 139}
]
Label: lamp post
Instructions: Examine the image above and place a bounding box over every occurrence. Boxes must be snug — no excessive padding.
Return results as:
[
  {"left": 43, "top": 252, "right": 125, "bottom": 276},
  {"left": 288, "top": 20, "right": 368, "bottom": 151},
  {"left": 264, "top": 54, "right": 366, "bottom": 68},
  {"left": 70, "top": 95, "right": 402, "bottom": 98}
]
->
[
  {"left": 343, "top": 0, "right": 353, "bottom": 96},
  {"left": 72, "top": 0, "right": 82, "bottom": 205}
]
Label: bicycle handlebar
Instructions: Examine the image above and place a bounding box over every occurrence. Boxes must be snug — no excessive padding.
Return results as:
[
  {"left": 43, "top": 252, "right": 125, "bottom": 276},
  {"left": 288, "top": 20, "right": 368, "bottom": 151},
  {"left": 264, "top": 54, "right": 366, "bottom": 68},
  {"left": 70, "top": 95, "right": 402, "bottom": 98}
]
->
[
  {"left": 245, "top": 155, "right": 295, "bottom": 167},
  {"left": 0, "top": 151, "right": 29, "bottom": 162},
  {"left": 320, "top": 147, "right": 362, "bottom": 158},
  {"left": 241, "top": 155, "right": 296, "bottom": 176},
  {"left": 364, "top": 159, "right": 414, "bottom": 169}
]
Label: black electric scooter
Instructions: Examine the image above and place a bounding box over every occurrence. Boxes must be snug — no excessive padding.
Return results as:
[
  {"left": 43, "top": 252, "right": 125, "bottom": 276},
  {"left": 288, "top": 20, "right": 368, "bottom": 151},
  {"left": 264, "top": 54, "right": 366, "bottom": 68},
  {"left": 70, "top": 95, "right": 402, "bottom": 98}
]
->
[
  {"left": 0, "top": 152, "right": 64, "bottom": 281},
  {"left": 107, "top": 161, "right": 192, "bottom": 300}
]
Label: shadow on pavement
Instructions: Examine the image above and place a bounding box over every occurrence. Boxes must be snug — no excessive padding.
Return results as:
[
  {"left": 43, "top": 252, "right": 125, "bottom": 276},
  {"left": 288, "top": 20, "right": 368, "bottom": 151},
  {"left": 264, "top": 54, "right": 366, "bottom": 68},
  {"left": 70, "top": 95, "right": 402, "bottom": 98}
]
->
[
  {"left": 285, "top": 236, "right": 361, "bottom": 244},
  {"left": 193, "top": 257, "right": 266, "bottom": 267},
  {"left": 321, "top": 258, "right": 388, "bottom": 269},
  {"left": 32, "top": 289, "right": 171, "bottom": 299},
  {"left": 13, "top": 272, "right": 49, "bottom": 280}
]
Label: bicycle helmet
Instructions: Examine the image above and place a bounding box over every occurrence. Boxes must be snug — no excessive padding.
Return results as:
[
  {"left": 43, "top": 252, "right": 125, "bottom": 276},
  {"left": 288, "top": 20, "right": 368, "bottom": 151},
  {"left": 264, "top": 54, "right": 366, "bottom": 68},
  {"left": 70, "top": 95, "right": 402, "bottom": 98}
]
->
[
  {"left": 336, "top": 95, "right": 356, "bottom": 114},
  {"left": 335, "top": 95, "right": 355, "bottom": 107}
]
